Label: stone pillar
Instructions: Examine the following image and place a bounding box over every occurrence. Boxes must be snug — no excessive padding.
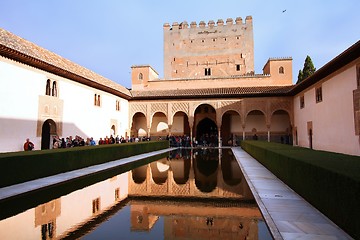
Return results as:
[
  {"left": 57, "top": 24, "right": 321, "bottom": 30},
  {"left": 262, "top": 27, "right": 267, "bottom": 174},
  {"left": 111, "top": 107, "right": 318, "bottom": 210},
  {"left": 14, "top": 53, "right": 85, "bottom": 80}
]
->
[
  {"left": 242, "top": 125, "right": 246, "bottom": 140},
  {"left": 190, "top": 127, "right": 193, "bottom": 147},
  {"left": 267, "top": 125, "right": 271, "bottom": 142},
  {"left": 189, "top": 155, "right": 195, "bottom": 195},
  {"left": 168, "top": 125, "right": 172, "bottom": 137},
  {"left": 167, "top": 169, "right": 173, "bottom": 194},
  {"left": 218, "top": 127, "right": 222, "bottom": 147},
  {"left": 147, "top": 127, "right": 151, "bottom": 138},
  {"left": 146, "top": 164, "right": 151, "bottom": 193},
  {"left": 189, "top": 116, "right": 194, "bottom": 147}
]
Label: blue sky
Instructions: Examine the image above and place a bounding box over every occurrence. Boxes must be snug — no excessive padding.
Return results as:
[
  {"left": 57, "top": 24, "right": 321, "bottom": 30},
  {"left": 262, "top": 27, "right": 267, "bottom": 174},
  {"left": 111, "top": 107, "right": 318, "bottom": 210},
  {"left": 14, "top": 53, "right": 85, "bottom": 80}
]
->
[{"left": 0, "top": 0, "right": 359, "bottom": 88}]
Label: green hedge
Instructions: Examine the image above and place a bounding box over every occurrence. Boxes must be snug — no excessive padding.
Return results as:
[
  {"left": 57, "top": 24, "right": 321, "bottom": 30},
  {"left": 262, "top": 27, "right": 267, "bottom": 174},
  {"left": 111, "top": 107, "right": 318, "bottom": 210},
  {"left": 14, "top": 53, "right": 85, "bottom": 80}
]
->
[
  {"left": 0, "top": 141, "right": 169, "bottom": 188},
  {"left": 240, "top": 140, "right": 360, "bottom": 239}
]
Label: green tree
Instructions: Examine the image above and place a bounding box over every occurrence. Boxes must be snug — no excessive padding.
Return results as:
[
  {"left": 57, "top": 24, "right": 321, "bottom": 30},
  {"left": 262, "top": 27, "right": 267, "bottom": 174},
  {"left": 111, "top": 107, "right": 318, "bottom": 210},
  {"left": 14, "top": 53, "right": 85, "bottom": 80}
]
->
[{"left": 297, "top": 55, "right": 316, "bottom": 84}]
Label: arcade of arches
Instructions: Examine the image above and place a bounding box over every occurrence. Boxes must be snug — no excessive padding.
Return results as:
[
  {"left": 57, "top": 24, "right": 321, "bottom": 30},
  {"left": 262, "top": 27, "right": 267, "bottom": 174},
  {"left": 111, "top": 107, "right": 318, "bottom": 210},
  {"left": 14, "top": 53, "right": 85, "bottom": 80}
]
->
[{"left": 129, "top": 97, "right": 293, "bottom": 146}]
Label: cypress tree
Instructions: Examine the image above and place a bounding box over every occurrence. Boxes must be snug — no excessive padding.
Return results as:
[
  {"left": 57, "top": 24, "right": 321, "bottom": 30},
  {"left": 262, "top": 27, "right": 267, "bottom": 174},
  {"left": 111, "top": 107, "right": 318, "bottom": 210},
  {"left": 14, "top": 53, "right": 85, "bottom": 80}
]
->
[{"left": 297, "top": 55, "right": 316, "bottom": 84}]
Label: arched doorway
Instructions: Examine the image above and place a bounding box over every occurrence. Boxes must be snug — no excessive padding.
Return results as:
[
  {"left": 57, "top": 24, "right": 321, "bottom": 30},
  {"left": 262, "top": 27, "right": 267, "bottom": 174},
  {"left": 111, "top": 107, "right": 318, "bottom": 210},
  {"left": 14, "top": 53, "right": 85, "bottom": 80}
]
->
[
  {"left": 131, "top": 112, "right": 147, "bottom": 138},
  {"left": 194, "top": 104, "right": 217, "bottom": 146},
  {"left": 196, "top": 118, "right": 218, "bottom": 146},
  {"left": 270, "top": 110, "right": 291, "bottom": 143},
  {"left": 172, "top": 111, "right": 190, "bottom": 136},
  {"left": 41, "top": 119, "right": 57, "bottom": 149},
  {"left": 151, "top": 112, "right": 168, "bottom": 140},
  {"left": 221, "top": 110, "right": 241, "bottom": 146},
  {"left": 245, "top": 110, "right": 266, "bottom": 140}
]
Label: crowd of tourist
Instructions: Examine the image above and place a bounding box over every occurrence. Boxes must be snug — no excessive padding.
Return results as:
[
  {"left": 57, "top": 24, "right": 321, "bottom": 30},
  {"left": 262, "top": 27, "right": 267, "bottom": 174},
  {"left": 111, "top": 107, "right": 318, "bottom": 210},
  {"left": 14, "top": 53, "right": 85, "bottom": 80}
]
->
[
  {"left": 52, "top": 135, "right": 93, "bottom": 148},
  {"left": 51, "top": 134, "right": 152, "bottom": 149},
  {"left": 167, "top": 134, "right": 219, "bottom": 148}
]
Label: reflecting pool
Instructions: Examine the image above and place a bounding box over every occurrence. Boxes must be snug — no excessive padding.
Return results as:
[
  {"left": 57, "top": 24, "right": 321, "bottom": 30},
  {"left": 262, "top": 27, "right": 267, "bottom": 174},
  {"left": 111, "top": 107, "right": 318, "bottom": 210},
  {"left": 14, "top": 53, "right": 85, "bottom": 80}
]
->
[{"left": 0, "top": 148, "right": 272, "bottom": 239}]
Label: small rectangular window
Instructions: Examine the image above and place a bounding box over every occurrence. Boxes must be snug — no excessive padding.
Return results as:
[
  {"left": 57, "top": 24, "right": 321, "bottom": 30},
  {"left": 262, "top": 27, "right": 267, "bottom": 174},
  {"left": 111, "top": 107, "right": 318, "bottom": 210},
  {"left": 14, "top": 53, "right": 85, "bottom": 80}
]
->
[
  {"left": 316, "top": 87, "right": 322, "bottom": 103},
  {"left": 116, "top": 100, "right": 120, "bottom": 111},
  {"left": 94, "top": 94, "right": 101, "bottom": 107},
  {"left": 236, "top": 64, "right": 241, "bottom": 71},
  {"left": 300, "top": 95, "right": 305, "bottom": 109},
  {"left": 115, "top": 188, "right": 120, "bottom": 201},
  {"left": 92, "top": 198, "right": 100, "bottom": 214}
]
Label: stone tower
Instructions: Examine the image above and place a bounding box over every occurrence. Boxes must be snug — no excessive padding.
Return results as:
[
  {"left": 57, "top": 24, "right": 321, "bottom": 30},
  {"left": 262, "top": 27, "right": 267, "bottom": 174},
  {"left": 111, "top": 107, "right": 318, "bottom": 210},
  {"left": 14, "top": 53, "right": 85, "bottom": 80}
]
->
[{"left": 163, "top": 16, "right": 254, "bottom": 79}]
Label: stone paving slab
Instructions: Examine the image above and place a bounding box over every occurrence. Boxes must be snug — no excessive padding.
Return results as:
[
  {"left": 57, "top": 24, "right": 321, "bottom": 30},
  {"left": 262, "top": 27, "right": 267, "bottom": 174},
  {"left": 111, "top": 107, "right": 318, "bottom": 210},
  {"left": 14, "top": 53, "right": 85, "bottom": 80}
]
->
[
  {"left": 0, "top": 148, "right": 171, "bottom": 202},
  {"left": 232, "top": 147, "right": 353, "bottom": 240}
]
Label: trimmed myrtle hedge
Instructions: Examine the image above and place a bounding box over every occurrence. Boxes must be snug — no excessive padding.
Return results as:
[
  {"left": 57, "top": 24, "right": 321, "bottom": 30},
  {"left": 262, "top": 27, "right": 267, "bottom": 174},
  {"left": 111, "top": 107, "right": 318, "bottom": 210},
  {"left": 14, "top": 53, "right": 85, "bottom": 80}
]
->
[
  {"left": 0, "top": 141, "right": 169, "bottom": 188},
  {"left": 240, "top": 140, "right": 360, "bottom": 239}
]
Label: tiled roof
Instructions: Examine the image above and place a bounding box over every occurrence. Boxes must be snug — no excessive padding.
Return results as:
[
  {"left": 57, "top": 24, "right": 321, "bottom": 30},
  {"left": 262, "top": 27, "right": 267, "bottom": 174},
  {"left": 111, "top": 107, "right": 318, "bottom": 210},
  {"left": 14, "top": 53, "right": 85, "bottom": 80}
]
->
[
  {"left": 0, "top": 28, "right": 131, "bottom": 99},
  {"left": 131, "top": 85, "right": 294, "bottom": 99}
]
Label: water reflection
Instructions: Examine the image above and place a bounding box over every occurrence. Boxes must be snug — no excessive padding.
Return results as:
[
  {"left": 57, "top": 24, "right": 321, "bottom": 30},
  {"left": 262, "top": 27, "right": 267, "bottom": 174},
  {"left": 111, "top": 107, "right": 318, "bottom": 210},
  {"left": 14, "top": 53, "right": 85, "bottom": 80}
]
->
[
  {"left": 0, "top": 149, "right": 272, "bottom": 239},
  {"left": 131, "top": 148, "right": 253, "bottom": 200}
]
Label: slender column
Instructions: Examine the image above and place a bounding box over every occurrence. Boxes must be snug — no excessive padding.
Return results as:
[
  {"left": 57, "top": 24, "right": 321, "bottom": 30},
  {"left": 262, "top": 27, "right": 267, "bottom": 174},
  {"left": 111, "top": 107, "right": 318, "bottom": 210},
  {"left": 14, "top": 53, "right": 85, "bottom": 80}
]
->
[
  {"left": 267, "top": 125, "right": 271, "bottom": 142},
  {"left": 218, "top": 128, "right": 221, "bottom": 147},
  {"left": 146, "top": 164, "right": 151, "bottom": 193},
  {"left": 168, "top": 125, "right": 172, "bottom": 137},
  {"left": 167, "top": 169, "right": 173, "bottom": 194},
  {"left": 190, "top": 126, "right": 193, "bottom": 147},
  {"left": 242, "top": 125, "right": 246, "bottom": 140}
]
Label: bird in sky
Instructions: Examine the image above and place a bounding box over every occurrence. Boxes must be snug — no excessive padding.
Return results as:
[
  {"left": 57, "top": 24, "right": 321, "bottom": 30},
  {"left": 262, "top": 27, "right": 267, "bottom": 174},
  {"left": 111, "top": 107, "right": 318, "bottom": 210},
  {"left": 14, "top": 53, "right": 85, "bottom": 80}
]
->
[{"left": 282, "top": 9, "right": 287, "bottom": 13}]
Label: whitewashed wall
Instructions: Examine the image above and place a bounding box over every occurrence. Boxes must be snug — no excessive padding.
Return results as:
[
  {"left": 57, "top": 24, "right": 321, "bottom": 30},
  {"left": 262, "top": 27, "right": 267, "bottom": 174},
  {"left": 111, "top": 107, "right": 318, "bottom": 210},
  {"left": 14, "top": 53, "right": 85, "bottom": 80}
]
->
[
  {"left": 0, "top": 57, "right": 129, "bottom": 152},
  {"left": 293, "top": 64, "right": 360, "bottom": 156}
]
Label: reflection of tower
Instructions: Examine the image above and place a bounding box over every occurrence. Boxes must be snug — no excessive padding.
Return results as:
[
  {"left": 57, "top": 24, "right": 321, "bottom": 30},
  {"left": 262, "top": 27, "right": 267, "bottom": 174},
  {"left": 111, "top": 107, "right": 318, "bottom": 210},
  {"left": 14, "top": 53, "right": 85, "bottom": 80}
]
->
[
  {"left": 35, "top": 199, "right": 61, "bottom": 240},
  {"left": 164, "top": 214, "right": 260, "bottom": 240},
  {"left": 130, "top": 204, "right": 159, "bottom": 231}
]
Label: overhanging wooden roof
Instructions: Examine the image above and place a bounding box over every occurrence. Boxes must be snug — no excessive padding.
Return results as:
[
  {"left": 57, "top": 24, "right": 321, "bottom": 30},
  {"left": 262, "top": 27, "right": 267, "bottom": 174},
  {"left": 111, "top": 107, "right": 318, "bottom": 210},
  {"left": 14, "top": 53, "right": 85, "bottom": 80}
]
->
[
  {"left": 0, "top": 28, "right": 132, "bottom": 99},
  {"left": 130, "top": 85, "right": 294, "bottom": 100}
]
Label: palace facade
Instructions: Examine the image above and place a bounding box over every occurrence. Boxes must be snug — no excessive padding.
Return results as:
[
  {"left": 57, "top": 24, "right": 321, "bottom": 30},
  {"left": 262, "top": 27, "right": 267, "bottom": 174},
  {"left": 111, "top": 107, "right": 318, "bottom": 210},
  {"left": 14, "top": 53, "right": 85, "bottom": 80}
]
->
[{"left": 0, "top": 16, "right": 359, "bottom": 155}]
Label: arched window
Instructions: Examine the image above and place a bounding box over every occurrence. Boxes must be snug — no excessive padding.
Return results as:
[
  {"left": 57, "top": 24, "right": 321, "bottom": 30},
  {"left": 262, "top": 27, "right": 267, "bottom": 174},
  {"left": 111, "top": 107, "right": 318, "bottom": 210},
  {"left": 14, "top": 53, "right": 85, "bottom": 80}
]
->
[
  {"left": 279, "top": 66, "right": 284, "bottom": 74},
  {"left": 98, "top": 95, "right": 101, "bottom": 106},
  {"left": 94, "top": 94, "right": 97, "bottom": 106},
  {"left": 52, "top": 81, "right": 57, "bottom": 97},
  {"left": 46, "top": 79, "right": 51, "bottom": 96},
  {"left": 139, "top": 73, "right": 143, "bottom": 80}
]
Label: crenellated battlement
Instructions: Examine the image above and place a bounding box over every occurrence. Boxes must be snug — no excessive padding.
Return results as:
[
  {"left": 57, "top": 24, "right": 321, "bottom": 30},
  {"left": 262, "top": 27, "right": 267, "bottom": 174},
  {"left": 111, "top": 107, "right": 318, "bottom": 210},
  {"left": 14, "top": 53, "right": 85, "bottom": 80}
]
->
[
  {"left": 163, "top": 16, "right": 252, "bottom": 30},
  {"left": 163, "top": 16, "right": 254, "bottom": 79}
]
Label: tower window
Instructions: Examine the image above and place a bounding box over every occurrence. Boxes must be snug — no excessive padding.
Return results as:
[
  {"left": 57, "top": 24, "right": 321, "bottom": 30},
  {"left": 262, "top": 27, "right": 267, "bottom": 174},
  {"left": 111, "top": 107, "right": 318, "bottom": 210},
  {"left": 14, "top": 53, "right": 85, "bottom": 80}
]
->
[
  {"left": 236, "top": 64, "right": 241, "bottom": 71},
  {"left": 279, "top": 66, "right": 284, "bottom": 74},
  {"left": 205, "top": 68, "right": 211, "bottom": 76},
  {"left": 138, "top": 73, "right": 143, "bottom": 80}
]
